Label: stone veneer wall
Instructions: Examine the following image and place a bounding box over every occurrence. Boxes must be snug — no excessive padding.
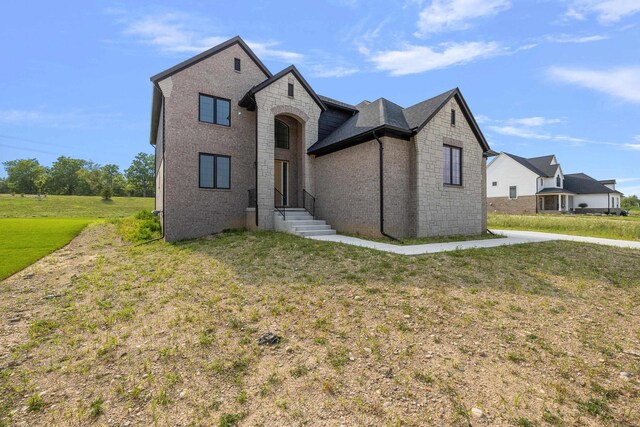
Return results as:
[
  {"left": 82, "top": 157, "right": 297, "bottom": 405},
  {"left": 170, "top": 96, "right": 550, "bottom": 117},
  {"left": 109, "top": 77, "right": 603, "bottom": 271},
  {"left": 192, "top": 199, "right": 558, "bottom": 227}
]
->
[
  {"left": 414, "top": 97, "right": 485, "bottom": 236},
  {"left": 254, "top": 73, "right": 322, "bottom": 230},
  {"left": 487, "top": 196, "right": 537, "bottom": 214},
  {"left": 160, "top": 43, "right": 267, "bottom": 241}
]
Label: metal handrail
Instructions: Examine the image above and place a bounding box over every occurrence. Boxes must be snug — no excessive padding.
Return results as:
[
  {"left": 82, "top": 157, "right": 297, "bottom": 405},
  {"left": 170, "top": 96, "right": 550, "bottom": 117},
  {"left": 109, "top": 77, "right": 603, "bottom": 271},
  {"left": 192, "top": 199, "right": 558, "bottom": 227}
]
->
[
  {"left": 303, "top": 189, "right": 315, "bottom": 219},
  {"left": 274, "top": 187, "right": 286, "bottom": 220}
]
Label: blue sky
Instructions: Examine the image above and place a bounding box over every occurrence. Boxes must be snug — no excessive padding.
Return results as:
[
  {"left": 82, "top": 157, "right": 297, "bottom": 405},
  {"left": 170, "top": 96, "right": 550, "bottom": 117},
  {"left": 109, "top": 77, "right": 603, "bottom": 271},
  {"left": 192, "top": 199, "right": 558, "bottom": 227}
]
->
[{"left": 1, "top": 0, "right": 639, "bottom": 195}]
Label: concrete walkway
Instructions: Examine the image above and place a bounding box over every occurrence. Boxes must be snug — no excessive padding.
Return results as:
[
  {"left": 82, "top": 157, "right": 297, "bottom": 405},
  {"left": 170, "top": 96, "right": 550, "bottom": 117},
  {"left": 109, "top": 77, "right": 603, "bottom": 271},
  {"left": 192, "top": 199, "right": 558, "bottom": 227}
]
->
[{"left": 307, "top": 229, "right": 640, "bottom": 255}]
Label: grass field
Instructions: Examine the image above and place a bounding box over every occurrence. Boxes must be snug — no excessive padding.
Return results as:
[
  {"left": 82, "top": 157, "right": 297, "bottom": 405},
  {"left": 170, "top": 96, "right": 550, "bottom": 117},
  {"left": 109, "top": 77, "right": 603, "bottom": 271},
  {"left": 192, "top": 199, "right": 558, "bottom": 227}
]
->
[
  {"left": 489, "top": 212, "right": 640, "bottom": 241},
  {"left": 1, "top": 225, "right": 638, "bottom": 426},
  {"left": 0, "top": 218, "right": 92, "bottom": 280},
  {"left": 0, "top": 195, "right": 154, "bottom": 280},
  {"left": 0, "top": 194, "right": 154, "bottom": 218}
]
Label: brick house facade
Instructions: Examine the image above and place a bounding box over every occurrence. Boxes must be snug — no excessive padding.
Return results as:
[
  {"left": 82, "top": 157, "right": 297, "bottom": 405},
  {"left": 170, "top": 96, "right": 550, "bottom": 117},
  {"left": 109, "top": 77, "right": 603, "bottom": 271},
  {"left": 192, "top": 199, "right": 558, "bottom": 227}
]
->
[{"left": 150, "top": 36, "right": 494, "bottom": 241}]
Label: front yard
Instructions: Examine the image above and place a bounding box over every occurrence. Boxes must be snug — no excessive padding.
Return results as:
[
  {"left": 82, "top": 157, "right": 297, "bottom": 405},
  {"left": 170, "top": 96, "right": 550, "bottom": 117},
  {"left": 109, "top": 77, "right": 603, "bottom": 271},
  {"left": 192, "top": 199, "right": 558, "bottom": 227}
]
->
[{"left": 1, "top": 225, "right": 639, "bottom": 426}]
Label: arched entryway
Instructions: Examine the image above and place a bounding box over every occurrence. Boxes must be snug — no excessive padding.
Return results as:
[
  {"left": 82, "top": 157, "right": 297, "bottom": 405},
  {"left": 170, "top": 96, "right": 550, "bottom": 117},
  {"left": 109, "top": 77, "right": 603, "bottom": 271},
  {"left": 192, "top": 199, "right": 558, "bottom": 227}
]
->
[{"left": 274, "top": 114, "right": 304, "bottom": 208}]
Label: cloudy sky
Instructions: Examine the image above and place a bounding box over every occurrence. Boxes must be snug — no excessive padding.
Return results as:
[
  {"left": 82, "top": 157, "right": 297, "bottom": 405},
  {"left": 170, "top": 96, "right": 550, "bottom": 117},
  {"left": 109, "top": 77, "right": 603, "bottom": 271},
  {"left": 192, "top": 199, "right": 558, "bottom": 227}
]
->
[{"left": 1, "top": 0, "right": 639, "bottom": 195}]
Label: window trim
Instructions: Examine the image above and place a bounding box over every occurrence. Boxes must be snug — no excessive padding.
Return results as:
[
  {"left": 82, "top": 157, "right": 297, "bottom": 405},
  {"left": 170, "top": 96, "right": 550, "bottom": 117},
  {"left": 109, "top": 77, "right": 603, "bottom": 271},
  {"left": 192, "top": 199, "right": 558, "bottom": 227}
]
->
[
  {"left": 288, "top": 83, "right": 294, "bottom": 97},
  {"left": 234, "top": 57, "right": 241, "bottom": 72},
  {"left": 556, "top": 176, "right": 561, "bottom": 187},
  {"left": 198, "top": 93, "right": 231, "bottom": 127},
  {"left": 274, "top": 118, "right": 290, "bottom": 150},
  {"left": 509, "top": 185, "right": 517, "bottom": 200},
  {"left": 443, "top": 144, "right": 462, "bottom": 186},
  {"left": 198, "top": 153, "right": 231, "bottom": 190}
]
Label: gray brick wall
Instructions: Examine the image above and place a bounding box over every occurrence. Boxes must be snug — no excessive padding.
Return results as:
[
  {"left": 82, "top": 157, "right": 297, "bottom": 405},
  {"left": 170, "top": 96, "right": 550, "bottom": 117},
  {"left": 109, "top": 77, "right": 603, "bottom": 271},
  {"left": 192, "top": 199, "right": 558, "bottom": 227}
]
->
[{"left": 160, "top": 43, "right": 267, "bottom": 241}]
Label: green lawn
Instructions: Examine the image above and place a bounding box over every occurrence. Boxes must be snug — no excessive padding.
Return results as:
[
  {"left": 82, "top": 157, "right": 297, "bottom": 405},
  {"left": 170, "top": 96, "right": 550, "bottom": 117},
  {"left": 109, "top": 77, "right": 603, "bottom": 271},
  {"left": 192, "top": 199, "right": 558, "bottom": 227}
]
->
[
  {"left": 0, "top": 194, "right": 154, "bottom": 280},
  {"left": 0, "top": 218, "right": 92, "bottom": 280},
  {"left": 0, "top": 194, "right": 154, "bottom": 218},
  {"left": 488, "top": 212, "right": 640, "bottom": 241}
]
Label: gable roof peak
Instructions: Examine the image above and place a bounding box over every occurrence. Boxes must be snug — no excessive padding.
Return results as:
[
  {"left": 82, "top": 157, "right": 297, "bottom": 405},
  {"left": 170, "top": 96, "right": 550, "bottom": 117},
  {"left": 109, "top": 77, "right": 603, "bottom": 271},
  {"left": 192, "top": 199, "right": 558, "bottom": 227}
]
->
[{"left": 150, "top": 35, "right": 271, "bottom": 83}]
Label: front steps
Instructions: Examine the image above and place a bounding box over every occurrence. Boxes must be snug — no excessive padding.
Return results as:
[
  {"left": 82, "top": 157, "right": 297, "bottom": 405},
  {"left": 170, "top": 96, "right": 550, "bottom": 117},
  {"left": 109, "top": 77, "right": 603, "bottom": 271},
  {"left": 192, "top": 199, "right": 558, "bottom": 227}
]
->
[{"left": 273, "top": 208, "right": 337, "bottom": 237}]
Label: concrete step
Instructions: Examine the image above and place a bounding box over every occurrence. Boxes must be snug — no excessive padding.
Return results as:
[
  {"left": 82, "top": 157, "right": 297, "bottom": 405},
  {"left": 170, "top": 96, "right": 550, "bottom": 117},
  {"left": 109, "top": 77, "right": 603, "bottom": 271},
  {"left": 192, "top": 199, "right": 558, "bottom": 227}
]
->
[
  {"left": 296, "top": 229, "right": 337, "bottom": 237},
  {"left": 283, "top": 219, "right": 327, "bottom": 226},
  {"left": 280, "top": 214, "right": 313, "bottom": 220},
  {"left": 293, "top": 224, "right": 331, "bottom": 232}
]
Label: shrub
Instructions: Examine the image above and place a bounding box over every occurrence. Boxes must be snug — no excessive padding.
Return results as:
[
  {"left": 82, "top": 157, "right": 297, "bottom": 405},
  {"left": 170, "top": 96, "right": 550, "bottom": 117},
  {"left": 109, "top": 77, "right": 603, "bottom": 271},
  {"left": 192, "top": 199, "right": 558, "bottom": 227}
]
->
[
  {"left": 113, "top": 210, "right": 161, "bottom": 243},
  {"left": 578, "top": 203, "right": 588, "bottom": 208},
  {"left": 100, "top": 187, "right": 113, "bottom": 200}
]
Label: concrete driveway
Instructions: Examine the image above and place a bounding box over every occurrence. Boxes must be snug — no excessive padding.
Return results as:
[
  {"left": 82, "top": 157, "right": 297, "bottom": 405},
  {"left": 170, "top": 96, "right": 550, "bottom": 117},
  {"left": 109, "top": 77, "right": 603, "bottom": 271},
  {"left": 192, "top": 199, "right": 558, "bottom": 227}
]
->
[{"left": 308, "top": 229, "right": 640, "bottom": 255}]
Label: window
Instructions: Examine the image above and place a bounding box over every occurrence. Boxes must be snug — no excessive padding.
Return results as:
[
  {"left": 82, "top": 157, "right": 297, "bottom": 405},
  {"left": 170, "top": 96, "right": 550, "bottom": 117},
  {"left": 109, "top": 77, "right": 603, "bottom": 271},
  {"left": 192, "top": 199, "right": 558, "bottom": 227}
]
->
[
  {"left": 234, "top": 58, "right": 241, "bottom": 71},
  {"left": 199, "top": 153, "right": 230, "bottom": 189},
  {"left": 492, "top": 181, "right": 497, "bottom": 187},
  {"left": 443, "top": 145, "right": 462, "bottom": 185},
  {"left": 451, "top": 109, "right": 456, "bottom": 126},
  {"left": 199, "top": 94, "right": 231, "bottom": 126},
  {"left": 509, "top": 186, "right": 517, "bottom": 199},
  {"left": 556, "top": 176, "right": 561, "bottom": 187},
  {"left": 275, "top": 119, "right": 289, "bottom": 149},
  {"left": 288, "top": 83, "right": 294, "bottom": 97}
]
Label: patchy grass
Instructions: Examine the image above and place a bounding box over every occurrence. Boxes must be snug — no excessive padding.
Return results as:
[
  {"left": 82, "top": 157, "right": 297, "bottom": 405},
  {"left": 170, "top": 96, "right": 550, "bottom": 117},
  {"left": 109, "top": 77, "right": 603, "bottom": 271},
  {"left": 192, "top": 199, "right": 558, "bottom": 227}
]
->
[
  {"left": 0, "top": 218, "right": 92, "bottom": 280},
  {"left": 0, "top": 194, "right": 153, "bottom": 218},
  {"left": 489, "top": 212, "right": 640, "bottom": 241},
  {"left": 112, "top": 210, "right": 161, "bottom": 244},
  {"left": 1, "top": 225, "right": 639, "bottom": 425},
  {"left": 341, "top": 231, "right": 504, "bottom": 245}
]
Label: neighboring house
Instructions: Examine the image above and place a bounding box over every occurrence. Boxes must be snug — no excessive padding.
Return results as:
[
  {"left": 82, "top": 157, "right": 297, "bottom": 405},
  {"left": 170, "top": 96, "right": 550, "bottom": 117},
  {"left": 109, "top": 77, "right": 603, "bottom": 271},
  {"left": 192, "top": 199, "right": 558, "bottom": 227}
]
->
[
  {"left": 487, "top": 152, "right": 623, "bottom": 214},
  {"left": 149, "top": 36, "right": 494, "bottom": 242}
]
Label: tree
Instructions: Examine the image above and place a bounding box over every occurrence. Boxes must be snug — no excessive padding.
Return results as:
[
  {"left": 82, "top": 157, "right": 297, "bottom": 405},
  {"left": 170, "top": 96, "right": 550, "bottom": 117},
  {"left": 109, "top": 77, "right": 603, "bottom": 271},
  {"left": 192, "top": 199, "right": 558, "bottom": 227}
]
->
[
  {"left": 125, "top": 153, "right": 155, "bottom": 197},
  {"left": 622, "top": 195, "right": 639, "bottom": 209},
  {"left": 0, "top": 178, "right": 9, "bottom": 194},
  {"left": 2, "top": 158, "right": 45, "bottom": 194},
  {"left": 48, "top": 156, "right": 87, "bottom": 195}
]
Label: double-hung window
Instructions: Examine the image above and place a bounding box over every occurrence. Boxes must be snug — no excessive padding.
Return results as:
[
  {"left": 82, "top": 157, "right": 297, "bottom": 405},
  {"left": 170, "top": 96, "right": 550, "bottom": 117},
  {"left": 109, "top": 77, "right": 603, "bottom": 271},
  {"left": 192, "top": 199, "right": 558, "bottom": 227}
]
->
[
  {"left": 443, "top": 145, "right": 462, "bottom": 186},
  {"left": 199, "top": 153, "right": 231, "bottom": 189},
  {"left": 275, "top": 119, "right": 289, "bottom": 149},
  {"left": 199, "top": 94, "right": 231, "bottom": 126}
]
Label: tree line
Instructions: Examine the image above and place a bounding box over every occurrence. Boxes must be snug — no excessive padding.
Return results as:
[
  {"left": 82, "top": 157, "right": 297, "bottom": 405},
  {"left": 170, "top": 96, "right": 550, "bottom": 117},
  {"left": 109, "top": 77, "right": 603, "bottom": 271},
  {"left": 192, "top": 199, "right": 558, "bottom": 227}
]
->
[{"left": 0, "top": 153, "right": 154, "bottom": 198}]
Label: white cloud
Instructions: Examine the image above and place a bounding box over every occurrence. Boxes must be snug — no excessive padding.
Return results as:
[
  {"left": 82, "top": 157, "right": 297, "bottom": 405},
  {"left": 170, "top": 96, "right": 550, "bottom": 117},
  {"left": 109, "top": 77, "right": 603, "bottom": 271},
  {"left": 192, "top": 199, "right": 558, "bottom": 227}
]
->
[
  {"left": 415, "top": 0, "right": 510, "bottom": 36},
  {"left": 507, "top": 117, "right": 563, "bottom": 127},
  {"left": 551, "top": 34, "right": 609, "bottom": 43},
  {"left": 117, "top": 12, "right": 303, "bottom": 62},
  {"left": 624, "top": 143, "right": 640, "bottom": 151},
  {"left": 308, "top": 65, "right": 359, "bottom": 78},
  {"left": 548, "top": 66, "right": 640, "bottom": 103},
  {"left": 368, "top": 41, "right": 502, "bottom": 75},
  {"left": 488, "top": 125, "right": 592, "bottom": 144},
  {"left": 566, "top": 0, "right": 640, "bottom": 23},
  {"left": 617, "top": 177, "right": 640, "bottom": 183}
]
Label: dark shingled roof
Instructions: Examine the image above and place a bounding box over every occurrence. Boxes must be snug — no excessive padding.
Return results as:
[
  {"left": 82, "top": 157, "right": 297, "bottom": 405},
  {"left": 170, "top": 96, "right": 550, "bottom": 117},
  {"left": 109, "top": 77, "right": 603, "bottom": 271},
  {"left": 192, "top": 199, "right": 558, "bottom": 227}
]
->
[
  {"left": 503, "top": 153, "right": 558, "bottom": 177},
  {"left": 318, "top": 95, "right": 358, "bottom": 112},
  {"left": 564, "top": 173, "right": 622, "bottom": 194},
  {"left": 308, "top": 88, "right": 490, "bottom": 156},
  {"left": 537, "top": 188, "right": 576, "bottom": 195}
]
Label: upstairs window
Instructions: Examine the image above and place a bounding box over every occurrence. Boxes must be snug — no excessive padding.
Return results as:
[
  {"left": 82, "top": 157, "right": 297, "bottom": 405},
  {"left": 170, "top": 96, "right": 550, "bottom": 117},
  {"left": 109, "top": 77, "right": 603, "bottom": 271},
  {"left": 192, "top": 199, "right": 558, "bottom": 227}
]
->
[
  {"left": 234, "top": 58, "right": 241, "bottom": 71},
  {"left": 275, "top": 119, "right": 289, "bottom": 149},
  {"left": 492, "top": 181, "right": 497, "bottom": 186},
  {"left": 288, "top": 83, "right": 294, "bottom": 97},
  {"left": 556, "top": 176, "right": 561, "bottom": 187},
  {"left": 199, "top": 153, "right": 230, "bottom": 189},
  {"left": 509, "top": 186, "right": 517, "bottom": 199},
  {"left": 443, "top": 145, "right": 462, "bottom": 186},
  {"left": 199, "top": 94, "right": 230, "bottom": 126},
  {"left": 451, "top": 109, "right": 456, "bottom": 126}
]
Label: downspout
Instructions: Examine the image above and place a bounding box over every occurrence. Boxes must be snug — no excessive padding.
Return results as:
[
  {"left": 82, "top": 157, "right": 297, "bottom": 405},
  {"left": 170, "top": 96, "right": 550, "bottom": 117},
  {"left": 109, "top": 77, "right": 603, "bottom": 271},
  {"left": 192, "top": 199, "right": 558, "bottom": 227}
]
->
[
  {"left": 255, "top": 104, "right": 259, "bottom": 226},
  {"left": 372, "top": 131, "right": 400, "bottom": 242}
]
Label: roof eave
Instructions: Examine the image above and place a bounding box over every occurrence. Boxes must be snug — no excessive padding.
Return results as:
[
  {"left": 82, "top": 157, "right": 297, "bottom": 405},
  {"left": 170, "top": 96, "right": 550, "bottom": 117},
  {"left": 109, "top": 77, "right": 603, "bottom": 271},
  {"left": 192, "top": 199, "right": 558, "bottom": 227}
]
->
[
  {"left": 308, "top": 125, "right": 412, "bottom": 157},
  {"left": 247, "top": 65, "right": 327, "bottom": 112}
]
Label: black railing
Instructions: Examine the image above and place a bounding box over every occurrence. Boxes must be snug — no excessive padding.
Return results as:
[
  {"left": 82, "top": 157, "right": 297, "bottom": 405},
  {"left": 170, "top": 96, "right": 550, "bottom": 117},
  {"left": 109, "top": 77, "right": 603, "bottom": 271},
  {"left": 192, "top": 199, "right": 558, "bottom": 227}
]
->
[
  {"left": 303, "top": 189, "right": 315, "bottom": 219},
  {"left": 274, "top": 187, "right": 286, "bottom": 220},
  {"left": 248, "top": 188, "right": 257, "bottom": 208}
]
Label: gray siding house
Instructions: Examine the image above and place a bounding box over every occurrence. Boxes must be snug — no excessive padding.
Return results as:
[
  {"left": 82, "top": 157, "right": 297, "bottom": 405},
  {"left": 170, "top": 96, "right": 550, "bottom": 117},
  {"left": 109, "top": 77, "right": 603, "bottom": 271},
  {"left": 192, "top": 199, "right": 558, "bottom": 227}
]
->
[{"left": 150, "top": 36, "right": 494, "bottom": 242}]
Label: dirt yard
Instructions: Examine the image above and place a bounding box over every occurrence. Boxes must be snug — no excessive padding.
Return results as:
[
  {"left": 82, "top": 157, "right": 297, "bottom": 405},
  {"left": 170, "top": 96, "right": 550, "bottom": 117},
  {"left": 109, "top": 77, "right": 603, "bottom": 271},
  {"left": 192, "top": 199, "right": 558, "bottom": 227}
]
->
[{"left": 1, "top": 224, "right": 639, "bottom": 426}]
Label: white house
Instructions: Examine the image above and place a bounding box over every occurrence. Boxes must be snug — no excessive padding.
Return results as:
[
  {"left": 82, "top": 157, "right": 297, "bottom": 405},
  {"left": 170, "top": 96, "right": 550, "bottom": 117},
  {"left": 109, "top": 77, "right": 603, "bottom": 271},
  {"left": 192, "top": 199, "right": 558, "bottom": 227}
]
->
[{"left": 487, "top": 152, "right": 623, "bottom": 214}]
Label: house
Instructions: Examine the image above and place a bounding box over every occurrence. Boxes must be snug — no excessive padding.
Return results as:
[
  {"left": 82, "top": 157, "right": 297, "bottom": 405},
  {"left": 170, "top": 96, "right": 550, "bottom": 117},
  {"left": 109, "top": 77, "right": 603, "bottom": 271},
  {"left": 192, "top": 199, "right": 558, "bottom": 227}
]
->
[
  {"left": 486, "top": 152, "right": 623, "bottom": 214},
  {"left": 149, "top": 36, "right": 494, "bottom": 242}
]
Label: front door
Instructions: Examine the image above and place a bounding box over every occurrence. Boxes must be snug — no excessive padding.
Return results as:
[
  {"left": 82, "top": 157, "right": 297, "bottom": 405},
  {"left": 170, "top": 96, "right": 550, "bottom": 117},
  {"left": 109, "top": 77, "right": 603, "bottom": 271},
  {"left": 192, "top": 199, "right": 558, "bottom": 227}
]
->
[{"left": 274, "top": 160, "right": 289, "bottom": 207}]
